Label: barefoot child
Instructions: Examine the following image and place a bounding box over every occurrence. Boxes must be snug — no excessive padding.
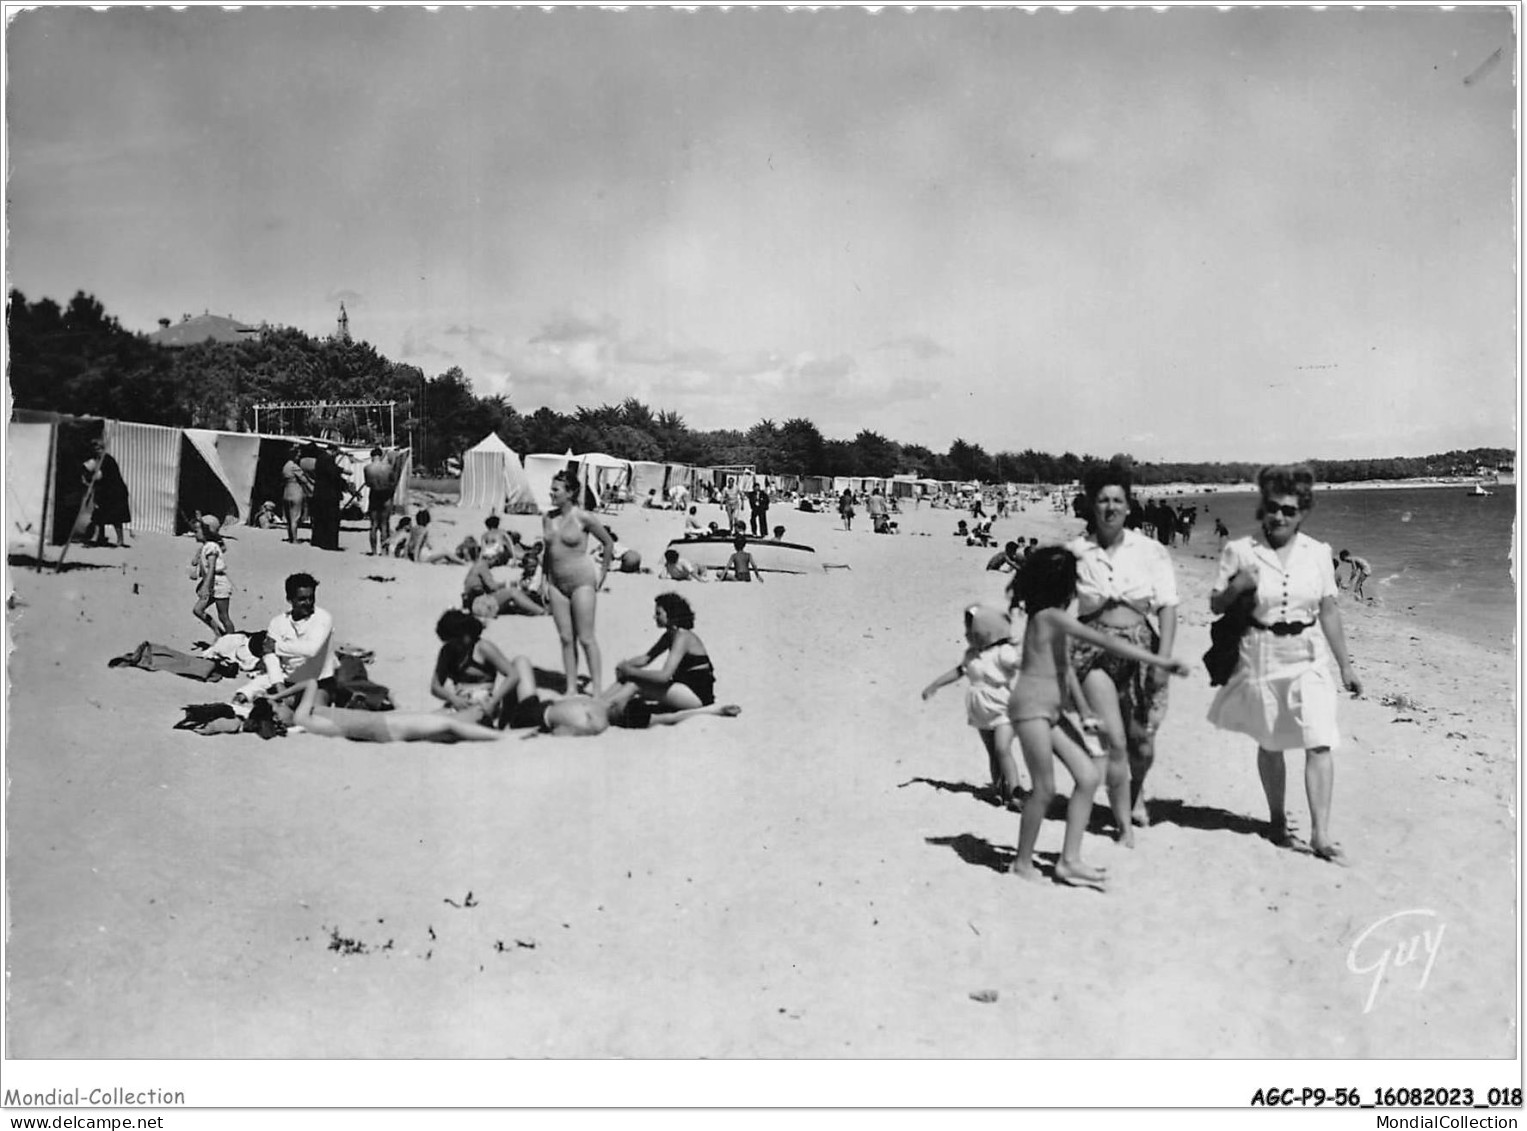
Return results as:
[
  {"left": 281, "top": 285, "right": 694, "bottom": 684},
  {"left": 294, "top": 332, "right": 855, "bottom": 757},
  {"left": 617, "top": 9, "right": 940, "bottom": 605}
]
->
[
  {"left": 191, "top": 515, "right": 236, "bottom": 636},
  {"left": 1008, "top": 547, "right": 1189, "bottom": 889},
  {"left": 921, "top": 604, "right": 1024, "bottom": 808},
  {"left": 720, "top": 535, "right": 764, "bottom": 583}
]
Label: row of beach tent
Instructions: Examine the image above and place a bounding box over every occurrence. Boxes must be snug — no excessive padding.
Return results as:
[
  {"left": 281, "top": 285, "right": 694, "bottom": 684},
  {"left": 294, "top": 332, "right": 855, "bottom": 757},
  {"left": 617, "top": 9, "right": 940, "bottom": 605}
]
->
[
  {"left": 6, "top": 409, "right": 411, "bottom": 548},
  {"left": 456, "top": 433, "right": 993, "bottom": 513}
]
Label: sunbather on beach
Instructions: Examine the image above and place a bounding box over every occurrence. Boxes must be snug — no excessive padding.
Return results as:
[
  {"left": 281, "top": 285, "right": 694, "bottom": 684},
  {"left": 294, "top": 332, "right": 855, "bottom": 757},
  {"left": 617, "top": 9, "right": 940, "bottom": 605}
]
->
[
  {"left": 662, "top": 548, "right": 710, "bottom": 581},
  {"left": 263, "top": 678, "right": 506, "bottom": 743}
]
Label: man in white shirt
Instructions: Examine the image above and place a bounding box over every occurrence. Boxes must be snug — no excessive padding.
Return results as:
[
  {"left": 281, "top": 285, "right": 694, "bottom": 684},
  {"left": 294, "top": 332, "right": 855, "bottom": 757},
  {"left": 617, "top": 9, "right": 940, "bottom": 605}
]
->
[{"left": 263, "top": 571, "right": 336, "bottom": 687}]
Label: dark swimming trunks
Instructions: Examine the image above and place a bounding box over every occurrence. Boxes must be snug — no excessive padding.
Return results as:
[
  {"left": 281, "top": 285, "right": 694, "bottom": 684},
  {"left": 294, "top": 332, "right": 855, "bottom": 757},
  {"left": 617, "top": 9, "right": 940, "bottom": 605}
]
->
[{"left": 504, "top": 694, "right": 549, "bottom": 731}]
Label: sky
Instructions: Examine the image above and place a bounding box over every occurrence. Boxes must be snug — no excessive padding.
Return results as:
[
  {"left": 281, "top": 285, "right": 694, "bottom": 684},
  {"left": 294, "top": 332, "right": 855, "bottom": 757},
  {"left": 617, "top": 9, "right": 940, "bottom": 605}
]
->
[{"left": 4, "top": 4, "right": 1518, "bottom": 463}]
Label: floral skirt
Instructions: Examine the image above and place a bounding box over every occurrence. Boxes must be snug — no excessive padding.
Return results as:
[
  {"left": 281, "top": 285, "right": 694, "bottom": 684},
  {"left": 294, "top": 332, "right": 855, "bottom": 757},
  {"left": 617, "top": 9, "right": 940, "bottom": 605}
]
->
[{"left": 1069, "top": 620, "right": 1169, "bottom": 738}]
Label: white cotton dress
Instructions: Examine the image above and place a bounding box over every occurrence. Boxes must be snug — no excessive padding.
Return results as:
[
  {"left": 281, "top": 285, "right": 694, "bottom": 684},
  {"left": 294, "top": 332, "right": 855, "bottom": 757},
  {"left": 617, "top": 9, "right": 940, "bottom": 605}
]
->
[{"left": 1206, "top": 533, "right": 1343, "bottom": 751}]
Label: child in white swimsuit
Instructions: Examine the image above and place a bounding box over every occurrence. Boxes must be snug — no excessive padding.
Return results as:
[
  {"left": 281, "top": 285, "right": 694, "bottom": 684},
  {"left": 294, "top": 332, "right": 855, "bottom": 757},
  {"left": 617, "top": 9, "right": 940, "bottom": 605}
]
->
[{"left": 921, "top": 604, "right": 1024, "bottom": 808}]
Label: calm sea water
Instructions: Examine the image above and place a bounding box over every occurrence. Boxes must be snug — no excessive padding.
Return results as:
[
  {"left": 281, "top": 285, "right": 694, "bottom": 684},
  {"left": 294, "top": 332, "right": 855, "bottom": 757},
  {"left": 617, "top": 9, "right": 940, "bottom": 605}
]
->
[{"left": 1171, "top": 486, "right": 1517, "bottom": 652}]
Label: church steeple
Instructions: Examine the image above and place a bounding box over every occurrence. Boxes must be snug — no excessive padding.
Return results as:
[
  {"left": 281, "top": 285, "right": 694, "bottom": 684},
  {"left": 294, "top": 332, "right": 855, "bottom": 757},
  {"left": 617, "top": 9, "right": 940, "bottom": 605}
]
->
[{"left": 336, "top": 302, "right": 352, "bottom": 344}]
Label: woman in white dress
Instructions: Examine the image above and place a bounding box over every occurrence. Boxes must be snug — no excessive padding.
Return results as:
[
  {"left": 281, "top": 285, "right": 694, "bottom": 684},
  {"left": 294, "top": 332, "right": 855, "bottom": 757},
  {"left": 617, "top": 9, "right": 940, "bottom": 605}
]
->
[{"left": 1207, "top": 465, "right": 1362, "bottom": 863}]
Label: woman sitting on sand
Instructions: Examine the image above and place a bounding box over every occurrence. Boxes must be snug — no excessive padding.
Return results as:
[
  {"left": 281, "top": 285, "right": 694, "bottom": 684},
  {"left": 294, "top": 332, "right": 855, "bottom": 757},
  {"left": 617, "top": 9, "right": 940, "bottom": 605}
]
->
[
  {"left": 431, "top": 609, "right": 526, "bottom": 724},
  {"left": 613, "top": 592, "right": 718, "bottom": 710},
  {"left": 542, "top": 471, "right": 617, "bottom": 693},
  {"left": 1207, "top": 464, "right": 1362, "bottom": 863},
  {"left": 262, "top": 679, "right": 506, "bottom": 743}
]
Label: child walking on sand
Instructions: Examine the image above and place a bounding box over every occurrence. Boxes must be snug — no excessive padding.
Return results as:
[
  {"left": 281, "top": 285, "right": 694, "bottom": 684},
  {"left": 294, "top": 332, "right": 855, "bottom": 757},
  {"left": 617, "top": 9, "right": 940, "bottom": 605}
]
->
[
  {"left": 190, "top": 514, "right": 236, "bottom": 636},
  {"left": 1008, "top": 547, "right": 1189, "bottom": 889},
  {"left": 922, "top": 604, "right": 1025, "bottom": 808}
]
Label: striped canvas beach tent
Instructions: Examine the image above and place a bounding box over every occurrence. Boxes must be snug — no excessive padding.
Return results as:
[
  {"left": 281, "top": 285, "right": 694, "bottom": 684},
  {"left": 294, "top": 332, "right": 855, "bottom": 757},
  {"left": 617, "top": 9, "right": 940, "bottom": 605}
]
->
[
  {"left": 110, "top": 420, "right": 244, "bottom": 536},
  {"left": 459, "top": 433, "right": 535, "bottom": 511}
]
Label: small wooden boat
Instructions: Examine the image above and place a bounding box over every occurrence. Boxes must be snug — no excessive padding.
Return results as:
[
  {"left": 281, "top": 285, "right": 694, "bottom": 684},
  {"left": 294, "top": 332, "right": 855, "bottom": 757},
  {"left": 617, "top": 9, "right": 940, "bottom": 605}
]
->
[{"left": 666, "top": 536, "right": 823, "bottom": 574}]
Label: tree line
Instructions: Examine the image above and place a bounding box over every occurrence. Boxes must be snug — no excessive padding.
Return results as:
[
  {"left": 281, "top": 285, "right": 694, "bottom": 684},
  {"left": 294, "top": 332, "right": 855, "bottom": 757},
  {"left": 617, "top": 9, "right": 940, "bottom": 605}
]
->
[{"left": 8, "top": 290, "right": 1512, "bottom": 485}]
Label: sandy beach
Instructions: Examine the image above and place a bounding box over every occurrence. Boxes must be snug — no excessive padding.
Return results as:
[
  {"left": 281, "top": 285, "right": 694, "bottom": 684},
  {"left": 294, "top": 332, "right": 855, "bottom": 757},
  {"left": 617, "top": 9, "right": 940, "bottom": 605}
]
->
[{"left": 3, "top": 494, "right": 1516, "bottom": 1063}]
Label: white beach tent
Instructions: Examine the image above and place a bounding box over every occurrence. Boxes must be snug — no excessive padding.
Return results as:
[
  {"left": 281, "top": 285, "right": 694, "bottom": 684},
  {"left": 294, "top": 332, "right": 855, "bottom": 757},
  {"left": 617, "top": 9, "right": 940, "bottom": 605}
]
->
[
  {"left": 628, "top": 460, "right": 667, "bottom": 503},
  {"left": 459, "top": 432, "right": 535, "bottom": 511},
  {"left": 522, "top": 452, "right": 575, "bottom": 511},
  {"left": 6, "top": 420, "right": 56, "bottom": 548}
]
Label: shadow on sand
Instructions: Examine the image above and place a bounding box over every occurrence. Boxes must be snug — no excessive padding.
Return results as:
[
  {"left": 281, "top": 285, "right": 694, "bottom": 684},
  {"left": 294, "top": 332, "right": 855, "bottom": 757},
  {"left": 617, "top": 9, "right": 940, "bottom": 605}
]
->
[
  {"left": 1140, "top": 797, "right": 1268, "bottom": 839},
  {"left": 7, "top": 552, "right": 115, "bottom": 574}
]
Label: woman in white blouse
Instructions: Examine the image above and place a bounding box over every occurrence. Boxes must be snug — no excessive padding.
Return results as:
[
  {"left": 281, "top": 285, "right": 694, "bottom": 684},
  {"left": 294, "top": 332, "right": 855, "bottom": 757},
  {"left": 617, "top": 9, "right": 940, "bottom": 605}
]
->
[
  {"left": 1066, "top": 460, "right": 1180, "bottom": 846},
  {"left": 1207, "top": 465, "right": 1361, "bottom": 863}
]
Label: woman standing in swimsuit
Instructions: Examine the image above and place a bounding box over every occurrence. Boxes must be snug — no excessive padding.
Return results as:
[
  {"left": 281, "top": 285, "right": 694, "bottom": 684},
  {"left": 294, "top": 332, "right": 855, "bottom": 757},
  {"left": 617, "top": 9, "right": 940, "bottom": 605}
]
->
[
  {"left": 280, "top": 445, "right": 315, "bottom": 544},
  {"left": 614, "top": 592, "right": 717, "bottom": 711},
  {"left": 542, "top": 471, "right": 617, "bottom": 693}
]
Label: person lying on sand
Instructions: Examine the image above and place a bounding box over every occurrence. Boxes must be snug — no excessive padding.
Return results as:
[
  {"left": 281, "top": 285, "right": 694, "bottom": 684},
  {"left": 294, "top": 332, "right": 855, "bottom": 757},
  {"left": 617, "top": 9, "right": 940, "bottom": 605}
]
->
[
  {"left": 492, "top": 659, "right": 739, "bottom": 737},
  {"left": 662, "top": 548, "right": 710, "bottom": 581},
  {"left": 262, "top": 679, "right": 507, "bottom": 743}
]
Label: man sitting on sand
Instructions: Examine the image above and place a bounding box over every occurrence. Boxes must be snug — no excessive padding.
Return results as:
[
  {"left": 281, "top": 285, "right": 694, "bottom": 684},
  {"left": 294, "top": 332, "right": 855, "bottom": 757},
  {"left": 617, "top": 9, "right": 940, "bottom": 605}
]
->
[{"left": 234, "top": 571, "right": 336, "bottom": 702}]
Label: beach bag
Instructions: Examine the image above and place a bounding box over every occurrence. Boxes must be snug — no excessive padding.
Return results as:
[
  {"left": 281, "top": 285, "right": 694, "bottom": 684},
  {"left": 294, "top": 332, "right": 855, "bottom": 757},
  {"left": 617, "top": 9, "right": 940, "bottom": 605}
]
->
[{"left": 1203, "top": 592, "right": 1256, "bottom": 687}]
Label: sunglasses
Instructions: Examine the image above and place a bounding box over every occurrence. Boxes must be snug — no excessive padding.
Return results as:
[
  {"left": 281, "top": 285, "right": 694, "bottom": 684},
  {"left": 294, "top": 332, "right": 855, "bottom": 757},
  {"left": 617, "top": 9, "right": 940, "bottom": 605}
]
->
[{"left": 1265, "top": 504, "right": 1302, "bottom": 518}]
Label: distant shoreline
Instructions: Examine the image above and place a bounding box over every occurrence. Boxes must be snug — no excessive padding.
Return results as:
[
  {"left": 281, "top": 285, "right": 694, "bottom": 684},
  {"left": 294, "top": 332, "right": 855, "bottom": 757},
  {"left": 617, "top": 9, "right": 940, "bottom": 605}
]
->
[{"left": 1143, "top": 477, "right": 1514, "bottom": 495}]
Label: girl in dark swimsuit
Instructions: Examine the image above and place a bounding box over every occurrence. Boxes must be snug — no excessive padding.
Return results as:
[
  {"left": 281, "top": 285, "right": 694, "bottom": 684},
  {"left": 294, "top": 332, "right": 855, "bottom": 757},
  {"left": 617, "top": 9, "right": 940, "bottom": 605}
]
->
[
  {"left": 614, "top": 592, "right": 717, "bottom": 710},
  {"left": 430, "top": 609, "right": 533, "bottom": 725}
]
